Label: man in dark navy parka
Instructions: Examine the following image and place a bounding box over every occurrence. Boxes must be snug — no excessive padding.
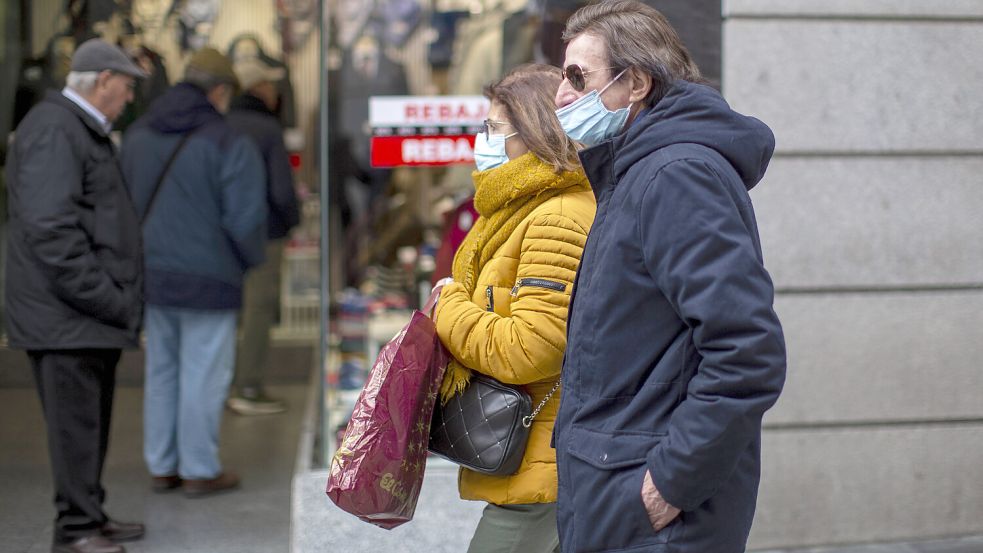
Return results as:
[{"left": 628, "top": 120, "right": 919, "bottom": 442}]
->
[
  {"left": 122, "top": 48, "right": 266, "bottom": 497},
  {"left": 551, "top": 2, "right": 786, "bottom": 552}
]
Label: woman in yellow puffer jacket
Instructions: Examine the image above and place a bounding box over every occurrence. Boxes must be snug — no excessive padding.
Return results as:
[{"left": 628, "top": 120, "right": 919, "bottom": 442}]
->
[{"left": 434, "top": 64, "right": 596, "bottom": 553}]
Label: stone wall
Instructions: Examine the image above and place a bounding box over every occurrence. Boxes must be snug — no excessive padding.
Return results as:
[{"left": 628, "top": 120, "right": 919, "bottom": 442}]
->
[{"left": 722, "top": 0, "right": 983, "bottom": 549}]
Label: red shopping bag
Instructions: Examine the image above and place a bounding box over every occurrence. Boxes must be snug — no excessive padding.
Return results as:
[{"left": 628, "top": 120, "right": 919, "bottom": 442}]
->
[{"left": 326, "top": 286, "right": 448, "bottom": 529}]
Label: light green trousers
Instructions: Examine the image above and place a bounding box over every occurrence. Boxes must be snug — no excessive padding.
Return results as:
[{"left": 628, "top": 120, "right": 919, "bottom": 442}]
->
[{"left": 466, "top": 502, "right": 560, "bottom": 553}]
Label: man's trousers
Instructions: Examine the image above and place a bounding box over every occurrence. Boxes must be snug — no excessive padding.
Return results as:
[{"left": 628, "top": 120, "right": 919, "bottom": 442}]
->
[{"left": 29, "top": 348, "right": 121, "bottom": 541}]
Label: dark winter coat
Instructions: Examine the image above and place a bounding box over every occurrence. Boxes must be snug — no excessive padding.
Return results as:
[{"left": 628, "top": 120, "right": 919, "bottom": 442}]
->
[
  {"left": 226, "top": 93, "right": 300, "bottom": 240},
  {"left": 4, "top": 91, "right": 143, "bottom": 350},
  {"left": 122, "top": 83, "right": 266, "bottom": 310},
  {"left": 554, "top": 81, "right": 787, "bottom": 553}
]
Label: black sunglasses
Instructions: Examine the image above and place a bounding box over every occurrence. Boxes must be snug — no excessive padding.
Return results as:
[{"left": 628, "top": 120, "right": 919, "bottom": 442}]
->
[{"left": 563, "top": 64, "right": 617, "bottom": 92}]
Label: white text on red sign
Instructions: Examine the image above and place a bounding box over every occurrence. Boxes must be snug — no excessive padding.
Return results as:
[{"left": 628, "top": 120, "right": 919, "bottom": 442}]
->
[{"left": 370, "top": 96, "right": 489, "bottom": 127}]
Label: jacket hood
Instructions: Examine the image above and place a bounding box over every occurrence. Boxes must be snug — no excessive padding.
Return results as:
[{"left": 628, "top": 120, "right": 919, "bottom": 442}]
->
[
  {"left": 613, "top": 81, "right": 775, "bottom": 191},
  {"left": 143, "top": 82, "right": 223, "bottom": 134}
]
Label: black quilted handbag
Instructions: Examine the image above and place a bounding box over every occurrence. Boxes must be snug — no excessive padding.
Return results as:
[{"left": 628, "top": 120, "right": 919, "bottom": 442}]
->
[{"left": 428, "top": 373, "right": 558, "bottom": 476}]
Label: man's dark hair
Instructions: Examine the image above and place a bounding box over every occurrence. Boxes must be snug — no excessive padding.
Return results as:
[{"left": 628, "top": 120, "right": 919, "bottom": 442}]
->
[{"left": 563, "top": 0, "right": 704, "bottom": 106}]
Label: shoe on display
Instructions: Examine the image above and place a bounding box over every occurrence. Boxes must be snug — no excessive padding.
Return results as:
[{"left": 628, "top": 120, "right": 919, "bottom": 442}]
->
[
  {"left": 52, "top": 535, "right": 125, "bottom": 553},
  {"left": 183, "top": 472, "right": 240, "bottom": 498},
  {"left": 227, "top": 388, "right": 287, "bottom": 415}
]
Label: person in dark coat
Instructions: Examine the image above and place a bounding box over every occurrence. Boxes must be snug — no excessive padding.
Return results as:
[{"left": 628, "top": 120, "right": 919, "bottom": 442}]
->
[
  {"left": 225, "top": 56, "right": 301, "bottom": 415},
  {"left": 121, "top": 48, "right": 267, "bottom": 498},
  {"left": 4, "top": 39, "right": 147, "bottom": 553},
  {"left": 551, "top": 2, "right": 787, "bottom": 552}
]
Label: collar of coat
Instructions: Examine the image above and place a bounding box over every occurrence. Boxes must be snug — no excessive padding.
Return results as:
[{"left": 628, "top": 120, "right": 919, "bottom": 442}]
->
[
  {"left": 44, "top": 90, "right": 111, "bottom": 138},
  {"left": 471, "top": 152, "right": 587, "bottom": 216},
  {"left": 577, "top": 140, "right": 616, "bottom": 200}
]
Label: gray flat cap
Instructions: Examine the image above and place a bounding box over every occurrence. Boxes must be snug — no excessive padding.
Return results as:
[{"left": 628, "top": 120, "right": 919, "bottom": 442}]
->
[{"left": 71, "top": 38, "right": 147, "bottom": 78}]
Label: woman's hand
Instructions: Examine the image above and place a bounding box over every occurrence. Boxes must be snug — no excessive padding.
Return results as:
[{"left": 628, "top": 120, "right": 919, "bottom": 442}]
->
[{"left": 432, "top": 277, "right": 454, "bottom": 294}]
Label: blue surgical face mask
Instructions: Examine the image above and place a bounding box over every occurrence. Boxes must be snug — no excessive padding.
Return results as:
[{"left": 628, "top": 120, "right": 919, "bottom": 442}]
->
[
  {"left": 473, "top": 131, "right": 517, "bottom": 172},
  {"left": 556, "top": 68, "right": 632, "bottom": 146}
]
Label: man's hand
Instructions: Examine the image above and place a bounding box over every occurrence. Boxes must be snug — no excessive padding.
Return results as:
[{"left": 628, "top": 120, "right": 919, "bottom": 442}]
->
[{"left": 641, "top": 470, "right": 681, "bottom": 531}]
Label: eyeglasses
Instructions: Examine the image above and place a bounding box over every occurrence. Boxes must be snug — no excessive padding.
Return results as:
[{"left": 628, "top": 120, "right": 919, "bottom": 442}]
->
[
  {"left": 482, "top": 118, "right": 513, "bottom": 139},
  {"left": 110, "top": 71, "right": 138, "bottom": 90},
  {"left": 563, "top": 64, "right": 617, "bottom": 92}
]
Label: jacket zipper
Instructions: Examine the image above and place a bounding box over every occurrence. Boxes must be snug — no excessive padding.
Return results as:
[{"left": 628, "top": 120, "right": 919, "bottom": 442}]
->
[
  {"left": 486, "top": 285, "right": 495, "bottom": 312},
  {"left": 510, "top": 278, "right": 567, "bottom": 296}
]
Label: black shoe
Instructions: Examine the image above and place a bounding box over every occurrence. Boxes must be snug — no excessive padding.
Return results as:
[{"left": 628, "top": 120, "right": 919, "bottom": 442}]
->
[
  {"left": 100, "top": 519, "right": 144, "bottom": 542},
  {"left": 52, "top": 535, "right": 125, "bottom": 553}
]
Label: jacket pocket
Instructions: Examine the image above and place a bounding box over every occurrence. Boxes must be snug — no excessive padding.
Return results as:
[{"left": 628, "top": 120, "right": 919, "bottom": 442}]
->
[
  {"left": 92, "top": 189, "right": 140, "bottom": 285},
  {"left": 483, "top": 285, "right": 512, "bottom": 317},
  {"left": 563, "top": 427, "right": 677, "bottom": 552},
  {"left": 510, "top": 278, "right": 566, "bottom": 296}
]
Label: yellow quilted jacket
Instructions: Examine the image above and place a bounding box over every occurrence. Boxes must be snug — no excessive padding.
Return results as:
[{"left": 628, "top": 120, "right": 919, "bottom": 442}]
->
[{"left": 434, "top": 163, "right": 596, "bottom": 505}]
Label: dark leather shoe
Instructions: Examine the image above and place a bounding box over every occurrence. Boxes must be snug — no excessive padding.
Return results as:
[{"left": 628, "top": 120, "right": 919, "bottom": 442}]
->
[
  {"left": 183, "top": 471, "right": 240, "bottom": 498},
  {"left": 151, "top": 474, "right": 182, "bottom": 492},
  {"left": 100, "top": 519, "right": 144, "bottom": 542},
  {"left": 52, "top": 535, "right": 125, "bottom": 553}
]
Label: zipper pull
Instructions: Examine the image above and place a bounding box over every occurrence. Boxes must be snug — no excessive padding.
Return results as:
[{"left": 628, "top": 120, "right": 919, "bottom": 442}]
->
[
  {"left": 485, "top": 285, "right": 494, "bottom": 312},
  {"left": 510, "top": 282, "right": 520, "bottom": 297}
]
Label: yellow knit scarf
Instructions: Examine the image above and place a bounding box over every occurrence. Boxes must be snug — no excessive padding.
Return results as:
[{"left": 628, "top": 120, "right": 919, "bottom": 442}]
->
[{"left": 439, "top": 153, "right": 590, "bottom": 401}]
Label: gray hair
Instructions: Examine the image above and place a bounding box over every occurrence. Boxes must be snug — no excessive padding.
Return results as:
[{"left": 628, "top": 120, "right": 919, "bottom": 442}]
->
[{"left": 66, "top": 71, "right": 101, "bottom": 94}]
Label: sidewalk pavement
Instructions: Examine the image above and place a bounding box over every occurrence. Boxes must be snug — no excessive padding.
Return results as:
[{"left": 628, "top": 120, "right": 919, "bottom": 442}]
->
[
  {"left": 292, "top": 459, "right": 983, "bottom": 553},
  {"left": 1, "top": 384, "right": 308, "bottom": 553},
  {"left": 760, "top": 534, "right": 983, "bottom": 552}
]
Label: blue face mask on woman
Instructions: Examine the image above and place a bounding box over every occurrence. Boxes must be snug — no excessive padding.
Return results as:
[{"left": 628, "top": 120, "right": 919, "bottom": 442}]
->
[
  {"left": 556, "top": 68, "right": 631, "bottom": 146},
  {"left": 473, "top": 130, "right": 517, "bottom": 172}
]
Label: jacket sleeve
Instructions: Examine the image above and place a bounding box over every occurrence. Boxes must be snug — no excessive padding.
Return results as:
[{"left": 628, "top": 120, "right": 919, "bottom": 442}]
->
[
  {"left": 221, "top": 135, "right": 268, "bottom": 270},
  {"left": 434, "top": 213, "right": 587, "bottom": 384},
  {"left": 14, "top": 125, "right": 134, "bottom": 327},
  {"left": 640, "top": 159, "right": 786, "bottom": 512},
  {"left": 267, "top": 132, "right": 300, "bottom": 231}
]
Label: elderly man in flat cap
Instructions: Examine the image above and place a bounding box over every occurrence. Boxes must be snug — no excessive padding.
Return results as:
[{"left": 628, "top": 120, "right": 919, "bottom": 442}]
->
[{"left": 4, "top": 39, "right": 147, "bottom": 553}]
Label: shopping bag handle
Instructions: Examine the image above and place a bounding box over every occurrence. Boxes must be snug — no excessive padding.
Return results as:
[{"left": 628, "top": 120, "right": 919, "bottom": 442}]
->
[{"left": 422, "top": 278, "right": 453, "bottom": 318}]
